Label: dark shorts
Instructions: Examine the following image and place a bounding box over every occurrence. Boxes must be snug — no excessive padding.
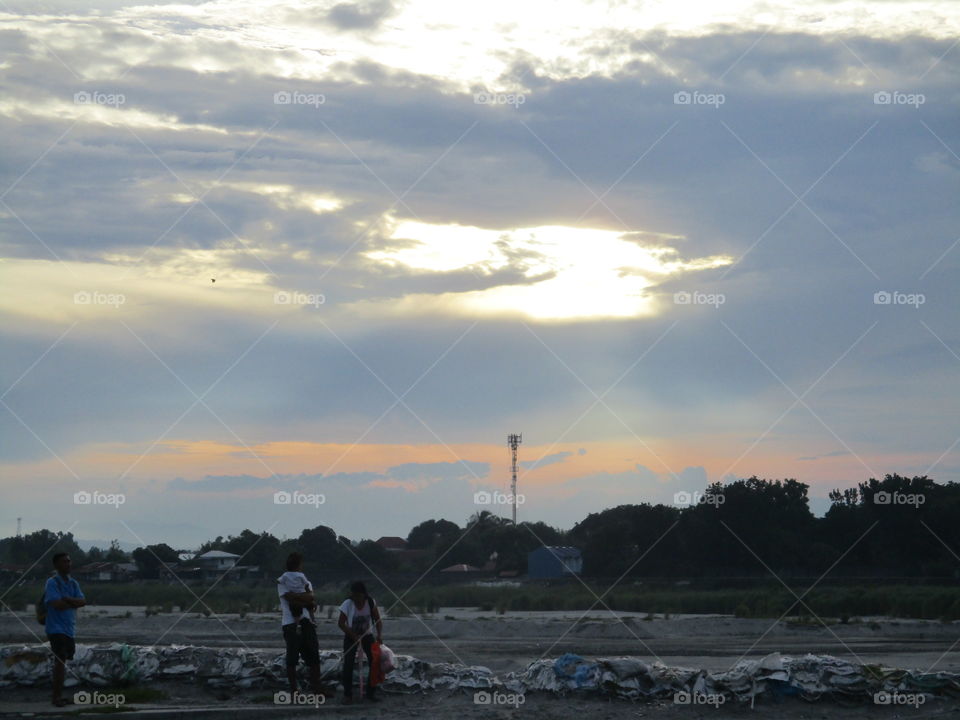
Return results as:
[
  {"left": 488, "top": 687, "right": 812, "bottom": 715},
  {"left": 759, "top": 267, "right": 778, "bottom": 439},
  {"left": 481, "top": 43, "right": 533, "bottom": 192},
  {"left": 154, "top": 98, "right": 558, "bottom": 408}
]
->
[
  {"left": 282, "top": 619, "right": 320, "bottom": 667},
  {"left": 48, "top": 633, "right": 75, "bottom": 661}
]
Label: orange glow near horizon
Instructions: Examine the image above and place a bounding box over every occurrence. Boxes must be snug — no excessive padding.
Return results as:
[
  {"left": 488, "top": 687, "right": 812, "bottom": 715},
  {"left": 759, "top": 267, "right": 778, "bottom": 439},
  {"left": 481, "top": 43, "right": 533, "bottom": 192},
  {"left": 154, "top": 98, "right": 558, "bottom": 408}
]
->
[{"left": 0, "top": 436, "right": 928, "bottom": 504}]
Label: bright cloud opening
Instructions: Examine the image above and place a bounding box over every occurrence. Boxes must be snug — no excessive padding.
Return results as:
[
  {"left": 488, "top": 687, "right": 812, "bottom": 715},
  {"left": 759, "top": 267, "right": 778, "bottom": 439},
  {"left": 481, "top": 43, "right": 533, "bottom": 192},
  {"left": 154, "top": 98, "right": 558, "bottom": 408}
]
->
[{"left": 363, "top": 220, "right": 732, "bottom": 321}]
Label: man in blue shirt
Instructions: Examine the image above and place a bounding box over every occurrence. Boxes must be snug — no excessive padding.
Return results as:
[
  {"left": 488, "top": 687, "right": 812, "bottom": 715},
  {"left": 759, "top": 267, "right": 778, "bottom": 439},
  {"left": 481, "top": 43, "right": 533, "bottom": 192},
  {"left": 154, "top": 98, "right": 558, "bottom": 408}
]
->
[{"left": 45, "top": 552, "right": 85, "bottom": 707}]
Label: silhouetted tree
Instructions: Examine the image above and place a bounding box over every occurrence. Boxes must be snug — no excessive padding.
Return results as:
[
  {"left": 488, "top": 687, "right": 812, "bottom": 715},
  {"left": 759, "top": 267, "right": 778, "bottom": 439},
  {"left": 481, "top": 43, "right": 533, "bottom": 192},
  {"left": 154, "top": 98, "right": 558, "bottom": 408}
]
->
[
  {"left": 0, "top": 529, "right": 86, "bottom": 571},
  {"left": 132, "top": 543, "right": 179, "bottom": 579}
]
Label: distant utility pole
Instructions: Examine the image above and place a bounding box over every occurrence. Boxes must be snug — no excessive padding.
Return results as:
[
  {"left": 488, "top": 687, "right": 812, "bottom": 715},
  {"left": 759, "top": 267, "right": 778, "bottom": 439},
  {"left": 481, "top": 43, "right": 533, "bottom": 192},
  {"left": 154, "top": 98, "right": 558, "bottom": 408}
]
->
[
  {"left": 16, "top": 517, "right": 21, "bottom": 537},
  {"left": 507, "top": 433, "right": 522, "bottom": 524}
]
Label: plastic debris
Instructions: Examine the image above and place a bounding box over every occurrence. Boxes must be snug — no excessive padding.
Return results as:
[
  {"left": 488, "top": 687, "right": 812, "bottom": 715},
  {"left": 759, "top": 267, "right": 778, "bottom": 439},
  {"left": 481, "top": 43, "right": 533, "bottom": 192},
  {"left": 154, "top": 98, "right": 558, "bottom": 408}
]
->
[
  {"left": 2, "top": 644, "right": 959, "bottom": 703},
  {"left": 552, "top": 653, "right": 598, "bottom": 689},
  {"left": 380, "top": 643, "right": 396, "bottom": 673},
  {"left": 0, "top": 643, "right": 495, "bottom": 693}
]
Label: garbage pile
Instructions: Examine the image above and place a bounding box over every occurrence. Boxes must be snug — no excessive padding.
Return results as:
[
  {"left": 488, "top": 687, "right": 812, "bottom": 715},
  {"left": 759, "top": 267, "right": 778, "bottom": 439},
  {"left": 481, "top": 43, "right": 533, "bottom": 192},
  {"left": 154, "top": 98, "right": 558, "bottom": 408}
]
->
[
  {"left": 1, "top": 644, "right": 286, "bottom": 689},
  {"left": 504, "top": 651, "right": 960, "bottom": 703},
  {"left": 0, "top": 644, "right": 495, "bottom": 692},
  {"left": 3, "top": 644, "right": 959, "bottom": 704}
]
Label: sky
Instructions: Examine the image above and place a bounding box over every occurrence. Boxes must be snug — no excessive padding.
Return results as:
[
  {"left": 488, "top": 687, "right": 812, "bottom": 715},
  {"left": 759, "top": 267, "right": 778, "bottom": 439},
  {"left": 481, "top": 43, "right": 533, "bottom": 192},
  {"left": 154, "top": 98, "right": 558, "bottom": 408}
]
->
[{"left": 0, "top": 0, "right": 958, "bottom": 549}]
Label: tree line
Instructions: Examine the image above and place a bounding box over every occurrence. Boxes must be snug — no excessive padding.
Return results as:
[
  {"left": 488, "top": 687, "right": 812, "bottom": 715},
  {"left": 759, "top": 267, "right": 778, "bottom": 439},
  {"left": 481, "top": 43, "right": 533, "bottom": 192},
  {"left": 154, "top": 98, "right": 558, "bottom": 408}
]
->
[{"left": 2, "top": 474, "right": 957, "bottom": 580}]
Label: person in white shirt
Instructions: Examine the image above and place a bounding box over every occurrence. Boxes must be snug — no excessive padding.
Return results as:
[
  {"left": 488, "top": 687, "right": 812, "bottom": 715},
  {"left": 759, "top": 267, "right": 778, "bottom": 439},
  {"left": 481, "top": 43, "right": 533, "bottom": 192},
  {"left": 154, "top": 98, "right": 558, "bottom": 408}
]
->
[
  {"left": 337, "top": 580, "right": 382, "bottom": 703},
  {"left": 277, "top": 568, "right": 316, "bottom": 623},
  {"left": 277, "top": 552, "right": 322, "bottom": 695}
]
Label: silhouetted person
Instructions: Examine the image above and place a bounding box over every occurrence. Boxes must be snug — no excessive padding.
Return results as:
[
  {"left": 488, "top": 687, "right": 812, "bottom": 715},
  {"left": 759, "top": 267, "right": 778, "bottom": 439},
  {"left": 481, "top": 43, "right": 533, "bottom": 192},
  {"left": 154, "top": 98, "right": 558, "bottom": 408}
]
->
[
  {"left": 45, "top": 553, "right": 85, "bottom": 707},
  {"left": 277, "top": 552, "right": 322, "bottom": 695},
  {"left": 338, "top": 580, "right": 382, "bottom": 703}
]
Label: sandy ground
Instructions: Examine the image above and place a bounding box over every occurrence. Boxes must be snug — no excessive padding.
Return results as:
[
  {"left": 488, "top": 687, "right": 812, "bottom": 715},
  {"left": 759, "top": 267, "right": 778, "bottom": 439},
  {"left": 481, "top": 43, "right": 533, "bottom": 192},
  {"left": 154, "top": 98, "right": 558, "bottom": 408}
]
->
[{"left": 3, "top": 607, "right": 958, "bottom": 675}]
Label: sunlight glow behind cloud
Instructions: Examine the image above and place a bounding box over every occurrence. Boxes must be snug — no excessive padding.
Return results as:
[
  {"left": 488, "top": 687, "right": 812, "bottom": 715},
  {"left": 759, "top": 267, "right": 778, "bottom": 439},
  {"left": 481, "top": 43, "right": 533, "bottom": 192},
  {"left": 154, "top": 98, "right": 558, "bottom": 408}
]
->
[
  {"left": 1, "top": 0, "right": 958, "bottom": 542},
  {"left": 364, "top": 221, "right": 732, "bottom": 320}
]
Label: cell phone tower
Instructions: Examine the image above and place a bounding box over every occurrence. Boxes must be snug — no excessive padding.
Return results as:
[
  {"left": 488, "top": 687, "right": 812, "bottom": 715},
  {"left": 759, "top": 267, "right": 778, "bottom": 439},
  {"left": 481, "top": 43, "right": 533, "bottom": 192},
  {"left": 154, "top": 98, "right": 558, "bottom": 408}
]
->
[{"left": 507, "top": 433, "right": 522, "bottom": 524}]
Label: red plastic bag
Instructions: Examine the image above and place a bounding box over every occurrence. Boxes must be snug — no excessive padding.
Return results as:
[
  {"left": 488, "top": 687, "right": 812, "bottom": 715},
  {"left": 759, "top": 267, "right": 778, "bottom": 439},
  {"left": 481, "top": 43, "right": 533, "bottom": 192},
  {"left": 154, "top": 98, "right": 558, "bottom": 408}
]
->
[{"left": 369, "top": 642, "right": 386, "bottom": 687}]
